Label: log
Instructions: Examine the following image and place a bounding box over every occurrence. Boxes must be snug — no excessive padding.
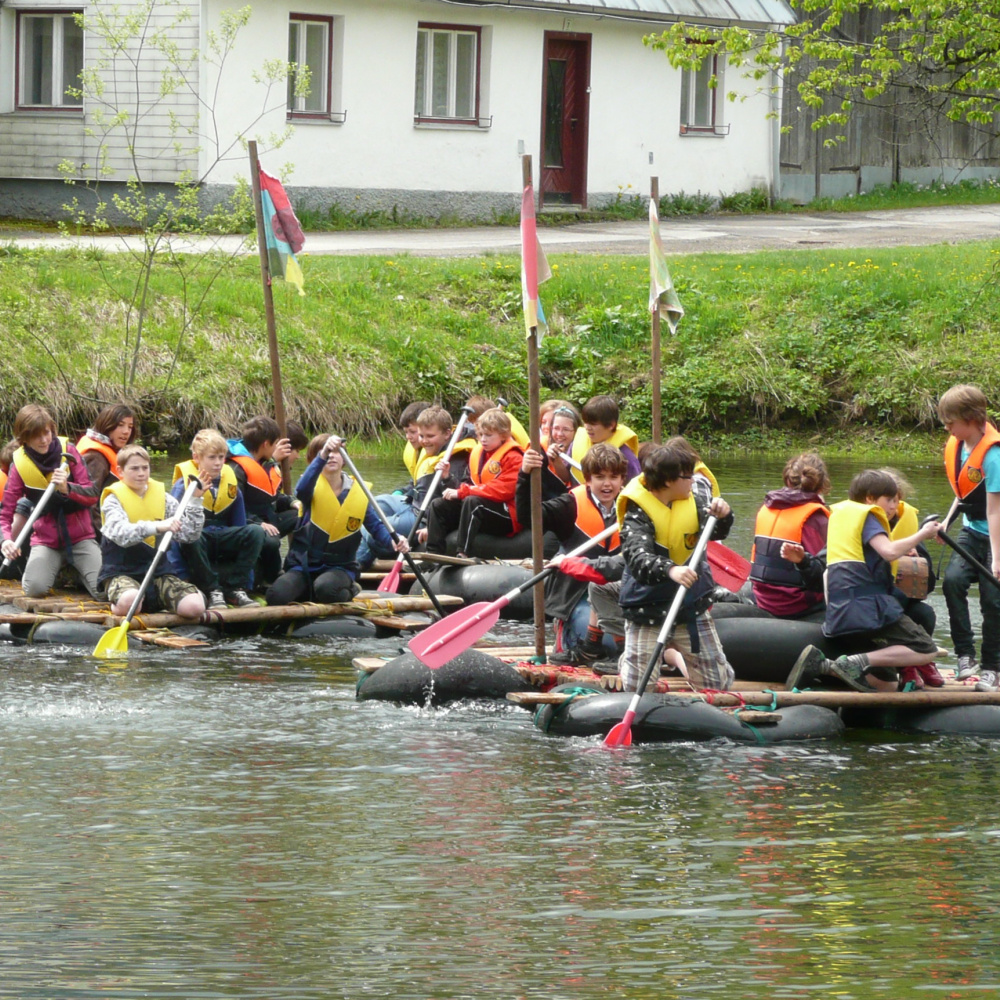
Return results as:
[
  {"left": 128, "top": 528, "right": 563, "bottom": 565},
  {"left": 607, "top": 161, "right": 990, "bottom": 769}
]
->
[{"left": 129, "top": 630, "right": 210, "bottom": 649}]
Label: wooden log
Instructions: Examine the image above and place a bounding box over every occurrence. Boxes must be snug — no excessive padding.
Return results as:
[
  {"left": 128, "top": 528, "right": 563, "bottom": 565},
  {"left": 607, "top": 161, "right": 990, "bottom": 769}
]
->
[
  {"left": 722, "top": 709, "right": 782, "bottom": 725},
  {"left": 360, "top": 572, "right": 415, "bottom": 584},
  {"left": 364, "top": 615, "right": 430, "bottom": 631},
  {"left": 129, "top": 630, "right": 210, "bottom": 649}
]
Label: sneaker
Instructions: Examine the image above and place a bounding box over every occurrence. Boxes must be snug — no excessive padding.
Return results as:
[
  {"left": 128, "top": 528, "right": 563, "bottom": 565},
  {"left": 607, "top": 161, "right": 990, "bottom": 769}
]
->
[
  {"left": 785, "top": 645, "right": 827, "bottom": 690},
  {"left": 975, "top": 669, "right": 999, "bottom": 692},
  {"left": 915, "top": 662, "right": 946, "bottom": 688},
  {"left": 592, "top": 658, "right": 621, "bottom": 677},
  {"left": 956, "top": 655, "right": 979, "bottom": 681},
  {"left": 549, "top": 638, "right": 604, "bottom": 667},
  {"left": 898, "top": 665, "right": 925, "bottom": 691},
  {"left": 207, "top": 589, "right": 227, "bottom": 610},
  {"left": 827, "top": 655, "right": 875, "bottom": 693},
  {"left": 225, "top": 589, "right": 257, "bottom": 608}
]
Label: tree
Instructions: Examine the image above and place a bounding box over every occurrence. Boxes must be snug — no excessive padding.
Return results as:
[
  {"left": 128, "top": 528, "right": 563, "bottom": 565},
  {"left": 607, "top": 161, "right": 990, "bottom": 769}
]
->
[
  {"left": 55, "top": 0, "right": 304, "bottom": 403},
  {"left": 646, "top": 1, "right": 1000, "bottom": 146}
]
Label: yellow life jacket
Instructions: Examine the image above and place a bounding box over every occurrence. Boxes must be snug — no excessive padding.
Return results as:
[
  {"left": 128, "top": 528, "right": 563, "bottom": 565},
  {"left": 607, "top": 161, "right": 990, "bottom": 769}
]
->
[
  {"left": 827, "top": 499, "right": 893, "bottom": 574},
  {"left": 413, "top": 450, "right": 445, "bottom": 482},
  {"left": 570, "top": 424, "right": 639, "bottom": 484},
  {"left": 694, "top": 461, "right": 720, "bottom": 498},
  {"left": 310, "top": 474, "right": 369, "bottom": 542},
  {"left": 616, "top": 474, "right": 700, "bottom": 564},
  {"left": 12, "top": 436, "right": 70, "bottom": 491},
  {"left": 891, "top": 499, "right": 918, "bottom": 541},
  {"left": 173, "top": 459, "right": 238, "bottom": 515},
  {"left": 403, "top": 441, "right": 423, "bottom": 483},
  {"left": 451, "top": 437, "right": 477, "bottom": 457},
  {"left": 101, "top": 479, "right": 166, "bottom": 548},
  {"left": 507, "top": 413, "right": 530, "bottom": 450}
]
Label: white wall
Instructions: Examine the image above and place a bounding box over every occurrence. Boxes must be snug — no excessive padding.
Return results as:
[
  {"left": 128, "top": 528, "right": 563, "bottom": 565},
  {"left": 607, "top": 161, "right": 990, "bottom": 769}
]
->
[{"left": 202, "top": 0, "right": 777, "bottom": 201}]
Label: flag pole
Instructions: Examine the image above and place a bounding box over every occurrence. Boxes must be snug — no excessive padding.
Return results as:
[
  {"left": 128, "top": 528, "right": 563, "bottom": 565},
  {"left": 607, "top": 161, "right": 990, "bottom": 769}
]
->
[
  {"left": 522, "top": 154, "right": 546, "bottom": 662},
  {"left": 650, "top": 176, "right": 662, "bottom": 445},
  {"left": 248, "top": 139, "right": 291, "bottom": 492}
]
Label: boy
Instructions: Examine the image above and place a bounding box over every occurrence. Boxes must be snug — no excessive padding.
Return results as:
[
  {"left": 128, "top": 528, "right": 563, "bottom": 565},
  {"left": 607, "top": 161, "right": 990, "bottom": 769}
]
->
[
  {"left": 938, "top": 384, "right": 1000, "bottom": 688},
  {"left": 99, "top": 444, "right": 206, "bottom": 618},
  {"left": 0, "top": 404, "right": 102, "bottom": 599},
  {"left": 517, "top": 442, "right": 625, "bottom": 661},
  {"left": 423, "top": 408, "right": 523, "bottom": 557},
  {"left": 172, "top": 430, "right": 265, "bottom": 609},
  {"left": 399, "top": 400, "right": 433, "bottom": 487},
  {"left": 617, "top": 441, "right": 735, "bottom": 691},
  {"left": 285, "top": 420, "right": 309, "bottom": 466},
  {"left": 787, "top": 469, "right": 942, "bottom": 692},
  {"left": 569, "top": 395, "right": 641, "bottom": 483},
  {"left": 227, "top": 416, "right": 298, "bottom": 586}
]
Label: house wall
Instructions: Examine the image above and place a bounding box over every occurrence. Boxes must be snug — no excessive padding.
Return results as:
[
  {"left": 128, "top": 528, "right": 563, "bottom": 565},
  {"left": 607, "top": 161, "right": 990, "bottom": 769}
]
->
[
  {"left": 203, "top": 0, "right": 779, "bottom": 216},
  {"left": 0, "top": 0, "right": 200, "bottom": 214}
]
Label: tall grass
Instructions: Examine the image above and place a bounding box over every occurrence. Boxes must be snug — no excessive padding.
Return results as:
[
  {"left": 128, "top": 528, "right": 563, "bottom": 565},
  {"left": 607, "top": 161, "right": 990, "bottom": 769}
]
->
[{"left": 1, "top": 241, "right": 998, "bottom": 451}]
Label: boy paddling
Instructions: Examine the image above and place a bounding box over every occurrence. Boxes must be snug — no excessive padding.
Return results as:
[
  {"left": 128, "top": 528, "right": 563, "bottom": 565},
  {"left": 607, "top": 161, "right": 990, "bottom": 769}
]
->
[{"left": 938, "top": 384, "right": 1000, "bottom": 689}]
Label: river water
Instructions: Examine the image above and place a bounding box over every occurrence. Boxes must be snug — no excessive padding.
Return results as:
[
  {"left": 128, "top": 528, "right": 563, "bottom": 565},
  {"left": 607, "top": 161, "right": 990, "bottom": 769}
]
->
[{"left": 2, "top": 452, "right": 998, "bottom": 998}]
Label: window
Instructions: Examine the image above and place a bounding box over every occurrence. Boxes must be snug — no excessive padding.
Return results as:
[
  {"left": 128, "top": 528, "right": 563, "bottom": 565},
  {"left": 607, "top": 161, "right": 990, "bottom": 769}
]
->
[
  {"left": 17, "top": 11, "right": 84, "bottom": 110},
  {"left": 414, "top": 24, "right": 480, "bottom": 124},
  {"left": 679, "top": 51, "right": 727, "bottom": 135},
  {"left": 287, "top": 15, "right": 332, "bottom": 117}
]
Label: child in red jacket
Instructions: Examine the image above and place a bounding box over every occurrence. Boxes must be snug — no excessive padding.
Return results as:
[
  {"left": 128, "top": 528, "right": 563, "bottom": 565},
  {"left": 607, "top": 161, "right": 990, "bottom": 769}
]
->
[{"left": 422, "top": 408, "right": 523, "bottom": 557}]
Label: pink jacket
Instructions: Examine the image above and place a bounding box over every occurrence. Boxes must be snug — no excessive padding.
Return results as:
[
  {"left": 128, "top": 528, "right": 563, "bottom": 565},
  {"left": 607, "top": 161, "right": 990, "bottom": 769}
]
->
[{"left": 0, "top": 444, "right": 98, "bottom": 550}]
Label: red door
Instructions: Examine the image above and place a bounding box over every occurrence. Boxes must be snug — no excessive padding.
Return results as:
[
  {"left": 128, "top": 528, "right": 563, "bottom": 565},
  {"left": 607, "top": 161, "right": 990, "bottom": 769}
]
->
[{"left": 540, "top": 34, "right": 590, "bottom": 208}]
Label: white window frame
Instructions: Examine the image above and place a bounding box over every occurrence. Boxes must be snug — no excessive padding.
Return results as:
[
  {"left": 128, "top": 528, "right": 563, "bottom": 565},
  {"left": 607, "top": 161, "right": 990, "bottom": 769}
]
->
[
  {"left": 679, "top": 49, "right": 727, "bottom": 136},
  {"left": 414, "top": 23, "right": 482, "bottom": 125},
  {"left": 287, "top": 14, "right": 334, "bottom": 119},
  {"left": 16, "top": 9, "right": 84, "bottom": 111}
]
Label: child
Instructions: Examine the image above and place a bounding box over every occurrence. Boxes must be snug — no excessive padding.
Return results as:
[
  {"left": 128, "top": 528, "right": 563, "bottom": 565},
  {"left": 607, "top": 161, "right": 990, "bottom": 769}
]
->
[
  {"left": 399, "top": 400, "right": 433, "bottom": 486},
  {"left": 227, "top": 416, "right": 298, "bottom": 586},
  {"left": 78, "top": 403, "right": 138, "bottom": 537},
  {"left": 569, "top": 395, "right": 641, "bottom": 483},
  {"left": 423, "top": 408, "right": 523, "bottom": 557},
  {"left": 517, "top": 442, "right": 625, "bottom": 661},
  {"left": 285, "top": 420, "right": 309, "bottom": 466},
  {"left": 358, "top": 406, "right": 456, "bottom": 568},
  {"left": 465, "top": 394, "right": 530, "bottom": 450},
  {"left": 937, "top": 384, "right": 1000, "bottom": 689},
  {"left": 540, "top": 403, "right": 580, "bottom": 499},
  {"left": 266, "top": 434, "right": 407, "bottom": 605},
  {"left": 99, "top": 444, "right": 207, "bottom": 617},
  {"left": 786, "top": 469, "right": 942, "bottom": 693},
  {"left": 172, "top": 430, "right": 265, "bottom": 609},
  {"left": 750, "top": 452, "right": 830, "bottom": 619},
  {"left": 617, "top": 441, "right": 735, "bottom": 691},
  {"left": 0, "top": 404, "right": 102, "bottom": 599}
]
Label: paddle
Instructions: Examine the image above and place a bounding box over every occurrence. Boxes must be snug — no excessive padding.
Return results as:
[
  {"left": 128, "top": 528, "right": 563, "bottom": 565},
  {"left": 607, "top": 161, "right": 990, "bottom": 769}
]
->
[
  {"left": 378, "top": 404, "right": 474, "bottom": 594},
  {"left": 336, "top": 443, "right": 447, "bottom": 617},
  {"left": 93, "top": 476, "right": 203, "bottom": 659},
  {"left": 0, "top": 455, "right": 70, "bottom": 571},
  {"left": 408, "top": 523, "right": 619, "bottom": 668},
  {"left": 706, "top": 540, "right": 751, "bottom": 592},
  {"left": 924, "top": 509, "right": 1000, "bottom": 594},
  {"left": 604, "top": 515, "right": 718, "bottom": 748}
]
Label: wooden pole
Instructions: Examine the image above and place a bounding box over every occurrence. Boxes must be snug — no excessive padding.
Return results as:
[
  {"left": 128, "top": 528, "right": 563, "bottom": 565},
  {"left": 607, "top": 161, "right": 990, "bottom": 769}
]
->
[
  {"left": 248, "top": 140, "right": 292, "bottom": 492},
  {"left": 650, "top": 176, "right": 662, "bottom": 445},
  {"left": 523, "top": 154, "right": 546, "bottom": 661}
]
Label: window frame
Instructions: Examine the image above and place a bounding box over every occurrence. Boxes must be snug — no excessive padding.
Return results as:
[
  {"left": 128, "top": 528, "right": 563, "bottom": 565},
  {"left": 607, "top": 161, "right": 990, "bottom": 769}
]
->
[
  {"left": 414, "top": 22, "right": 482, "bottom": 126},
  {"left": 15, "top": 8, "right": 85, "bottom": 112},
  {"left": 679, "top": 46, "right": 728, "bottom": 136},
  {"left": 287, "top": 13, "right": 334, "bottom": 120}
]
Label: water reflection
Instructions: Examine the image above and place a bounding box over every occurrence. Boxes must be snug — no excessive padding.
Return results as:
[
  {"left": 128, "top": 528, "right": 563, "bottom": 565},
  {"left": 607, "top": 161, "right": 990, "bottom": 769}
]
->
[{"left": 0, "top": 453, "right": 997, "bottom": 997}]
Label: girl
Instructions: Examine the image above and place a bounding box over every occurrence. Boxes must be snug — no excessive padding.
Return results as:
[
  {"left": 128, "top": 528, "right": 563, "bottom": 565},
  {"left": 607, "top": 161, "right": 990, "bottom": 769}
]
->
[{"left": 78, "top": 404, "right": 138, "bottom": 536}]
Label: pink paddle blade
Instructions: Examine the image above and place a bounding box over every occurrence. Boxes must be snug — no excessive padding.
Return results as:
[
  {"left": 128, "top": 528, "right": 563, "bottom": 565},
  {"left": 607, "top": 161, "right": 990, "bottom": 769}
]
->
[
  {"left": 407, "top": 601, "right": 502, "bottom": 669},
  {"left": 707, "top": 541, "right": 751, "bottom": 592},
  {"left": 377, "top": 555, "right": 404, "bottom": 593},
  {"left": 603, "top": 712, "right": 635, "bottom": 748}
]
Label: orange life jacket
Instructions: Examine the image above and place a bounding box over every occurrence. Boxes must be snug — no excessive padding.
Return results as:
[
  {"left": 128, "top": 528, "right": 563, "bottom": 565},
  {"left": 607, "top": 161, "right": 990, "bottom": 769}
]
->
[
  {"left": 750, "top": 502, "right": 829, "bottom": 588},
  {"left": 571, "top": 484, "right": 620, "bottom": 552},
  {"left": 77, "top": 435, "right": 121, "bottom": 482},
  {"left": 469, "top": 439, "right": 521, "bottom": 486},
  {"left": 945, "top": 423, "right": 1000, "bottom": 520}
]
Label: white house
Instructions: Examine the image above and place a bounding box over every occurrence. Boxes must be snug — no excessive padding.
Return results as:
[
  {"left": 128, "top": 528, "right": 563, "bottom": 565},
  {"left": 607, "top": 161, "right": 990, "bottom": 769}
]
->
[{"left": 0, "top": 0, "right": 795, "bottom": 220}]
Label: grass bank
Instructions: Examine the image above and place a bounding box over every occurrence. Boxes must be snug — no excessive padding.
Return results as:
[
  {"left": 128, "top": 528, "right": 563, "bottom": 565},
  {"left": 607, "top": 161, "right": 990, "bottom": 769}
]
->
[{"left": 1, "top": 240, "right": 998, "bottom": 455}]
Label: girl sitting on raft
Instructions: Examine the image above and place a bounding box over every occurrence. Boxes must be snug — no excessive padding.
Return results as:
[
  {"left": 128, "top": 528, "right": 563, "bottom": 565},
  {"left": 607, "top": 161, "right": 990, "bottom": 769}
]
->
[{"left": 78, "top": 404, "right": 138, "bottom": 537}]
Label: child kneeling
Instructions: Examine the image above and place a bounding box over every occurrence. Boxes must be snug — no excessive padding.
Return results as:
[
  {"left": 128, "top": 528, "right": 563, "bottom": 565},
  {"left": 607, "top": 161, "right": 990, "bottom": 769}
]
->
[
  {"left": 266, "top": 435, "right": 407, "bottom": 605},
  {"left": 617, "top": 441, "right": 735, "bottom": 691},
  {"left": 99, "top": 445, "right": 207, "bottom": 618}
]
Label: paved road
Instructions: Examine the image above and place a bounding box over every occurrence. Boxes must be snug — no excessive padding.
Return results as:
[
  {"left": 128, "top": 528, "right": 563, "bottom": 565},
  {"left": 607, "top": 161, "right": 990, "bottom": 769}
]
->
[{"left": 4, "top": 204, "right": 998, "bottom": 257}]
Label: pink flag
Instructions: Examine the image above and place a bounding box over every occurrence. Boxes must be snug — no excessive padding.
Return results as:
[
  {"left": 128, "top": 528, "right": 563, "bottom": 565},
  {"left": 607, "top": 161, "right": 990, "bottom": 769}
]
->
[{"left": 520, "top": 181, "right": 551, "bottom": 339}]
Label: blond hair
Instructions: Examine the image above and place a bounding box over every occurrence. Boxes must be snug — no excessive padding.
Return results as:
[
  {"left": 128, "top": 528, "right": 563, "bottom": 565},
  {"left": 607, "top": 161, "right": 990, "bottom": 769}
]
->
[
  {"left": 190, "top": 429, "right": 228, "bottom": 459},
  {"left": 476, "top": 408, "right": 512, "bottom": 437},
  {"left": 416, "top": 406, "right": 453, "bottom": 434},
  {"left": 938, "top": 384, "right": 989, "bottom": 425},
  {"left": 117, "top": 444, "right": 150, "bottom": 469}
]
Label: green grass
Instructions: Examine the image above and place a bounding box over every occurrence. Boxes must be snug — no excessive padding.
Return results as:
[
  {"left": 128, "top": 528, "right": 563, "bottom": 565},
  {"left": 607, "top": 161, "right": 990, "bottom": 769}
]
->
[
  {"left": 802, "top": 177, "right": 1000, "bottom": 213},
  {"left": 1, "top": 240, "right": 999, "bottom": 457}
]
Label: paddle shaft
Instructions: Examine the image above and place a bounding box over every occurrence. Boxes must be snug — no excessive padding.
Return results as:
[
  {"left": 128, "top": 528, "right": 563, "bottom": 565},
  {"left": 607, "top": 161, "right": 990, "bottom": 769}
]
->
[
  {"left": 337, "top": 446, "right": 447, "bottom": 616},
  {"left": 938, "top": 524, "right": 1000, "bottom": 593},
  {"left": 606, "top": 515, "right": 717, "bottom": 747},
  {"left": 120, "top": 477, "right": 203, "bottom": 626},
  {"left": 0, "top": 457, "right": 69, "bottom": 569},
  {"left": 413, "top": 522, "right": 619, "bottom": 660}
]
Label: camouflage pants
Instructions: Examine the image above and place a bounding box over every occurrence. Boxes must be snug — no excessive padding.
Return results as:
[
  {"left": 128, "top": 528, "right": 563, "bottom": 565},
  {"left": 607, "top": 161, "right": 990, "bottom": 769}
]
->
[{"left": 105, "top": 573, "right": 201, "bottom": 613}]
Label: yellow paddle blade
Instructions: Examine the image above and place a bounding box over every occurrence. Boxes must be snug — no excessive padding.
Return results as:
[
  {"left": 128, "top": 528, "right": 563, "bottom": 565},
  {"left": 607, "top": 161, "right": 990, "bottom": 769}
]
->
[{"left": 92, "top": 623, "right": 131, "bottom": 659}]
